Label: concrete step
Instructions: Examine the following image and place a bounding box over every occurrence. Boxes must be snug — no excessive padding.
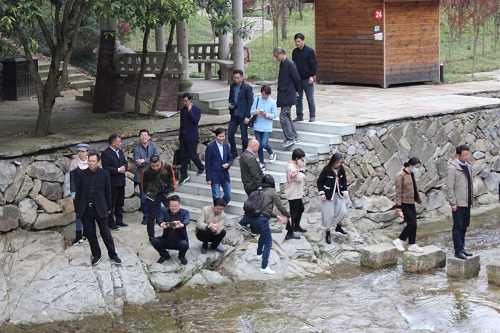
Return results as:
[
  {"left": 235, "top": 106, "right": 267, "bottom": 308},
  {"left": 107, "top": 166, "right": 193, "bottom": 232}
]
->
[
  {"left": 179, "top": 182, "right": 248, "bottom": 203},
  {"left": 273, "top": 119, "right": 356, "bottom": 136},
  {"left": 265, "top": 128, "right": 343, "bottom": 145},
  {"left": 178, "top": 192, "right": 244, "bottom": 215},
  {"left": 192, "top": 85, "right": 260, "bottom": 101},
  {"left": 68, "top": 80, "right": 94, "bottom": 89},
  {"left": 203, "top": 106, "right": 229, "bottom": 115},
  {"left": 197, "top": 98, "right": 228, "bottom": 109},
  {"left": 181, "top": 205, "right": 241, "bottom": 226}
]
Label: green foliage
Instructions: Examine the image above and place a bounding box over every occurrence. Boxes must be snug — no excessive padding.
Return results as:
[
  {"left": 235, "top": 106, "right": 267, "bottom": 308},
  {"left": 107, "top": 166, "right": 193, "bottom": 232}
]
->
[{"left": 0, "top": 39, "right": 16, "bottom": 59}]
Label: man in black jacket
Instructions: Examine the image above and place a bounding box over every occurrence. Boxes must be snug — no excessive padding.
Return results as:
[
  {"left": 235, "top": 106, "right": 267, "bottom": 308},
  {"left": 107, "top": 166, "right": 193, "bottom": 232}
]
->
[
  {"left": 101, "top": 134, "right": 128, "bottom": 229},
  {"left": 74, "top": 153, "right": 122, "bottom": 266},
  {"left": 292, "top": 33, "right": 317, "bottom": 122}
]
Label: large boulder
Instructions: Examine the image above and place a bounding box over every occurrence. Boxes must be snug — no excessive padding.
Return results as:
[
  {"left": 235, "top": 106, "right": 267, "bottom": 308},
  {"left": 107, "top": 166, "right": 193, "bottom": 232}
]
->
[
  {"left": 13, "top": 175, "right": 34, "bottom": 204},
  {"left": 40, "top": 182, "right": 63, "bottom": 201},
  {"left": 0, "top": 160, "right": 16, "bottom": 192},
  {"left": 0, "top": 205, "right": 21, "bottom": 232},
  {"left": 27, "top": 161, "right": 64, "bottom": 183},
  {"left": 29, "top": 179, "right": 42, "bottom": 199},
  {"left": 125, "top": 177, "right": 135, "bottom": 198},
  {"left": 123, "top": 196, "right": 141, "bottom": 213},
  {"left": 425, "top": 190, "right": 447, "bottom": 211},
  {"left": 186, "top": 269, "right": 231, "bottom": 286},
  {"left": 4, "top": 158, "right": 30, "bottom": 203},
  {"left": 35, "top": 195, "right": 62, "bottom": 214},
  {"left": 18, "top": 198, "right": 38, "bottom": 229},
  {"left": 359, "top": 195, "right": 394, "bottom": 213},
  {"left": 32, "top": 212, "right": 75, "bottom": 230}
]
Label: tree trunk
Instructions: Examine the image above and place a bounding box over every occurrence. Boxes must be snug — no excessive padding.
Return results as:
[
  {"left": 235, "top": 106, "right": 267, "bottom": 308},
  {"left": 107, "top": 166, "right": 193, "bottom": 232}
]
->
[
  {"left": 134, "top": 26, "right": 151, "bottom": 115},
  {"left": 92, "top": 32, "right": 115, "bottom": 114},
  {"left": 281, "top": 1, "right": 287, "bottom": 41},
  {"left": 150, "top": 22, "right": 176, "bottom": 117},
  {"left": 35, "top": 95, "right": 57, "bottom": 137}
]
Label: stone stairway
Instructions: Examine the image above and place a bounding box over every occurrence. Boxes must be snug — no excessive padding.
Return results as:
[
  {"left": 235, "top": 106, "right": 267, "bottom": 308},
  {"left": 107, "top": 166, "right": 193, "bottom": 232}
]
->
[
  {"left": 175, "top": 119, "right": 356, "bottom": 225},
  {"left": 38, "top": 62, "right": 94, "bottom": 89},
  {"left": 192, "top": 85, "right": 261, "bottom": 115}
]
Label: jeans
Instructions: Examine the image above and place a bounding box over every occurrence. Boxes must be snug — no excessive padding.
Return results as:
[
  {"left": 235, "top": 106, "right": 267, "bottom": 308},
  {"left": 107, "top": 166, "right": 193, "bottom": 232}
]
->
[
  {"left": 452, "top": 206, "right": 471, "bottom": 252},
  {"left": 179, "top": 137, "right": 204, "bottom": 179},
  {"left": 288, "top": 199, "right": 304, "bottom": 232},
  {"left": 254, "top": 131, "right": 274, "bottom": 164},
  {"left": 250, "top": 215, "right": 272, "bottom": 269},
  {"left": 279, "top": 106, "right": 298, "bottom": 142},
  {"left": 75, "top": 218, "right": 83, "bottom": 232},
  {"left": 228, "top": 115, "right": 249, "bottom": 157},
  {"left": 83, "top": 206, "right": 117, "bottom": 258},
  {"left": 196, "top": 229, "right": 227, "bottom": 249},
  {"left": 296, "top": 79, "right": 315, "bottom": 118},
  {"left": 108, "top": 185, "right": 125, "bottom": 227},
  {"left": 146, "top": 194, "right": 171, "bottom": 238},
  {"left": 151, "top": 236, "right": 189, "bottom": 259},
  {"left": 398, "top": 203, "right": 417, "bottom": 245},
  {"left": 211, "top": 179, "right": 232, "bottom": 204}
]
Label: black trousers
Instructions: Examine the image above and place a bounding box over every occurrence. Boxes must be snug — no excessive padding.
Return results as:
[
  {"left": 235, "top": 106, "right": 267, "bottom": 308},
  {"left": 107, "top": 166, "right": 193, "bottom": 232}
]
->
[
  {"left": 146, "top": 194, "right": 170, "bottom": 238},
  {"left": 83, "top": 205, "right": 117, "bottom": 258},
  {"left": 398, "top": 203, "right": 417, "bottom": 244},
  {"left": 179, "top": 137, "right": 204, "bottom": 179},
  {"left": 108, "top": 185, "right": 125, "bottom": 227},
  {"left": 287, "top": 199, "right": 304, "bottom": 232},
  {"left": 151, "top": 236, "right": 189, "bottom": 258},
  {"left": 196, "top": 229, "right": 227, "bottom": 248},
  {"left": 452, "top": 206, "right": 471, "bottom": 252}
]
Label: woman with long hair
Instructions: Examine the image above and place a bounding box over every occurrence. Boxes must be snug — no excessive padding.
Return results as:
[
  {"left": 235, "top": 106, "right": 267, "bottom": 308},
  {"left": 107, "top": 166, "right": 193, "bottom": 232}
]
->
[
  {"left": 393, "top": 157, "right": 424, "bottom": 253},
  {"left": 285, "top": 148, "right": 306, "bottom": 240},
  {"left": 317, "top": 153, "right": 349, "bottom": 244}
]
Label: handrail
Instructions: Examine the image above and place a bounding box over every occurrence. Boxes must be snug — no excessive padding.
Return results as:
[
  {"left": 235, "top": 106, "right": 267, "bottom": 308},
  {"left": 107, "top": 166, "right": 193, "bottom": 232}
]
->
[{"left": 112, "top": 51, "right": 182, "bottom": 75}]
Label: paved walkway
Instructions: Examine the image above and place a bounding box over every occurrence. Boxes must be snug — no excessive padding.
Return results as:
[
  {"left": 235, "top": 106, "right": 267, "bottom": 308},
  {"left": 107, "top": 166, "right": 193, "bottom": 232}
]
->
[{"left": 0, "top": 70, "right": 499, "bottom": 158}]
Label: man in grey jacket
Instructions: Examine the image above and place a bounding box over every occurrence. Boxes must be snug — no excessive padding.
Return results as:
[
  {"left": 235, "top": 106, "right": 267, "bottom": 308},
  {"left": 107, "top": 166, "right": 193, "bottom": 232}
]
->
[{"left": 445, "top": 144, "right": 474, "bottom": 260}]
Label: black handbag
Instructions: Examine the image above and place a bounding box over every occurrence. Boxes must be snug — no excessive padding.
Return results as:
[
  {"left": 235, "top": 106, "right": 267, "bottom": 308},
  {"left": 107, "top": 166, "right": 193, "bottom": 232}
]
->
[{"left": 248, "top": 97, "right": 259, "bottom": 128}]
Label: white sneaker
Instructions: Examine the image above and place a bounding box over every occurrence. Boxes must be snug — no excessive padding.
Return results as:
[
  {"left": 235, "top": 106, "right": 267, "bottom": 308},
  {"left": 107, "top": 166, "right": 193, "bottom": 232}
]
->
[
  {"left": 269, "top": 153, "right": 277, "bottom": 163},
  {"left": 260, "top": 266, "right": 276, "bottom": 274},
  {"left": 259, "top": 163, "right": 266, "bottom": 171},
  {"left": 408, "top": 244, "right": 424, "bottom": 253},
  {"left": 256, "top": 254, "right": 262, "bottom": 260},
  {"left": 392, "top": 238, "right": 405, "bottom": 252}
]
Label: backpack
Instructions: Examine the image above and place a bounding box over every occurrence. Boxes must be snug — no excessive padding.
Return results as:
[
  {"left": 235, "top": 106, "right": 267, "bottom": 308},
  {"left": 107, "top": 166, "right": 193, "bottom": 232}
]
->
[{"left": 243, "top": 187, "right": 266, "bottom": 217}]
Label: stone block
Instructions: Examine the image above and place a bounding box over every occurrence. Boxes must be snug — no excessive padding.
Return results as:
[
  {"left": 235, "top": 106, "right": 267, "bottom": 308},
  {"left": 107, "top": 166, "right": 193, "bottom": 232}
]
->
[
  {"left": 446, "top": 255, "right": 480, "bottom": 279},
  {"left": 360, "top": 243, "right": 398, "bottom": 269},
  {"left": 486, "top": 262, "right": 500, "bottom": 286},
  {"left": 402, "top": 245, "right": 446, "bottom": 272}
]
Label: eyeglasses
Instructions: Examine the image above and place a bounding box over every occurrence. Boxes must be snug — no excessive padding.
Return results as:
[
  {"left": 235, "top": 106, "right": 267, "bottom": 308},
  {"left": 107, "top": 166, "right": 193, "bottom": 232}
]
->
[{"left": 460, "top": 153, "right": 470, "bottom": 157}]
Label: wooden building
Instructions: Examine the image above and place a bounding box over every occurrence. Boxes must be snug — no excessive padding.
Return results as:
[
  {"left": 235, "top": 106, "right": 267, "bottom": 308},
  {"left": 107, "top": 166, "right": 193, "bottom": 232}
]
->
[{"left": 305, "top": 0, "right": 440, "bottom": 88}]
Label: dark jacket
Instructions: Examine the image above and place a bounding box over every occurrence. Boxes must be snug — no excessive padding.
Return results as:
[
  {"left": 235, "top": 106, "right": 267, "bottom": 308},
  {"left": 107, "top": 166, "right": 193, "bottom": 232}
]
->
[
  {"left": 179, "top": 104, "right": 202, "bottom": 141},
  {"left": 133, "top": 141, "right": 160, "bottom": 183},
  {"left": 101, "top": 146, "right": 128, "bottom": 187},
  {"left": 157, "top": 208, "right": 190, "bottom": 242},
  {"left": 277, "top": 57, "right": 300, "bottom": 108},
  {"left": 292, "top": 44, "right": 317, "bottom": 80},
  {"left": 317, "top": 167, "right": 348, "bottom": 200},
  {"left": 228, "top": 81, "right": 254, "bottom": 118},
  {"left": 261, "top": 186, "right": 291, "bottom": 219},
  {"left": 74, "top": 168, "right": 112, "bottom": 219},
  {"left": 205, "top": 140, "right": 233, "bottom": 184},
  {"left": 239, "top": 149, "right": 264, "bottom": 193},
  {"left": 141, "top": 162, "right": 175, "bottom": 200}
]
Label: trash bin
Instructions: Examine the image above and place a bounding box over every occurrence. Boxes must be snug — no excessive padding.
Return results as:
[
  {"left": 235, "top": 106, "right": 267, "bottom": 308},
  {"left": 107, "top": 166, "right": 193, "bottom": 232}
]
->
[{"left": 1, "top": 57, "right": 38, "bottom": 100}]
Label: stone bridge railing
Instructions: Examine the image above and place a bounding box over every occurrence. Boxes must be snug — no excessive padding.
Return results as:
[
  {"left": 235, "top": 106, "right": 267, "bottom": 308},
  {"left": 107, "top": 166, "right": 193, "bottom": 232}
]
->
[{"left": 112, "top": 51, "right": 183, "bottom": 76}]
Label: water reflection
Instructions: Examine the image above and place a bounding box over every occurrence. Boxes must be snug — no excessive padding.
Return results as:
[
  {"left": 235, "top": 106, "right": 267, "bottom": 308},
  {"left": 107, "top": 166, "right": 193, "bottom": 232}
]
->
[{"left": 5, "top": 210, "right": 500, "bottom": 333}]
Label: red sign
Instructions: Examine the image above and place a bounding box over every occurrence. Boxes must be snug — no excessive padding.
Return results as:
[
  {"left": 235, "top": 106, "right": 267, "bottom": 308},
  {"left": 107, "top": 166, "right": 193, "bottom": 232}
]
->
[{"left": 375, "top": 9, "right": 383, "bottom": 20}]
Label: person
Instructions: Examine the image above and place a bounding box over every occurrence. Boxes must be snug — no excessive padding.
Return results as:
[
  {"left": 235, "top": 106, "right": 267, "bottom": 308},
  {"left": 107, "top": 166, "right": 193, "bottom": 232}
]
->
[
  {"left": 251, "top": 84, "right": 278, "bottom": 171},
  {"left": 317, "top": 153, "right": 349, "bottom": 244},
  {"left": 101, "top": 134, "right": 128, "bottom": 230},
  {"left": 141, "top": 154, "right": 176, "bottom": 243},
  {"left": 228, "top": 69, "right": 254, "bottom": 159},
  {"left": 445, "top": 144, "right": 474, "bottom": 260},
  {"left": 69, "top": 143, "right": 89, "bottom": 245},
  {"left": 195, "top": 198, "right": 227, "bottom": 254},
  {"left": 274, "top": 46, "right": 300, "bottom": 148},
  {"left": 392, "top": 157, "right": 424, "bottom": 253},
  {"left": 292, "top": 33, "right": 317, "bottom": 123},
  {"left": 133, "top": 129, "right": 160, "bottom": 225},
  {"left": 238, "top": 139, "right": 264, "bottom": 233},
  {"left": 285, "top": 148, "right": 307, "bottom": 240},
  {"left": 74, "top": 153, "right": 122, "bottom": 266},
  {"left": 151, "top": 195, "right": 190, "bottom": 265},
  {"left": 249, "top": 175, "right": 290, "bottom": 274},
  {"left": 179, "top": 92, "right": 204, "bottom": 185},
  {"left": 205, "top": 128, "right": 232, "bottom": 204}
]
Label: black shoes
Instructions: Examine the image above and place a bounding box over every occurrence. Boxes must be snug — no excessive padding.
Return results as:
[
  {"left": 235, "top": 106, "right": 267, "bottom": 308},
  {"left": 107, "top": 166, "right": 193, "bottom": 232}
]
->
[
  {"left": 110, "top": 255, "right": 122, "bottom": 265},
  {"left": 201, "top": 247, "right": 208, "bottom": 254},
  {"left": 179, "top": 256, "right": 188, "bottom": 265},
  {"left": 117, "top": 222, "right": 128, "bottom": 227},
  {"left": 91, "top": 256, "right": 101, "bottom": 266},
  {"left": 285, "top": 233, "right": 300, "bottom": 240},
  {"left": 141, "top": 218, "right": 147, "bottom": 225},
  {"left": 179, "top": 176, "right": 190, "bottom": 185},
  {"left": 157, "top": 252, "right": 171, "bottom": 264},
  {"left": 335, "top": 225, "right": 348, "bottom": 235},
  {"left": 149, "top": 236, "right": 154, "bottom": 243},
  {"left": 462, "top": 250, "right": 473, "bottom": 257},
  {"left": 293, "top": 116, "right": 303, "bottom": 122},
  {"left": 196, "top": 169, "right": 206, "bottom": 176},
  {"left": 72, "top": 230, "right": 84, "bottom": 245},
  {"left": 325, "top": 231, "right": 332, "bottom": 244},
  {"left": 294, "top": 226, "right": 307, "bottom": 233},
  {"left": 109, "top": 225, "right": 119, "bottom": 230},
  {"left": 455, "top": 251, "right": 467, "bottom": 260}
]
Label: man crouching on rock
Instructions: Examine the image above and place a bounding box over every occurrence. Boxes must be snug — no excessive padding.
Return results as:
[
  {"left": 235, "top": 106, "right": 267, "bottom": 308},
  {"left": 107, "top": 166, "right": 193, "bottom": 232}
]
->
[
  {"left": 74, "top": 152, "right": 122, "bottom": 266},
  {"left": 152, "top": 195, "right": 190, "bottom": 265}
]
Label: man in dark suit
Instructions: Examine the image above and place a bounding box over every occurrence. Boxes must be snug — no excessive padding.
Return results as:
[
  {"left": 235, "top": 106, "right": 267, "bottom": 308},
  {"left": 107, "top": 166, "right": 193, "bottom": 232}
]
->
[
  {"left": 205, "top": 128, "right": 233, "bottom": 204},
  {"left": 101, "top": 133, "right": 128, "bottom": 230},
  {"left": 228, "top": 69, "right": 254, "bottom": 159},
  {"left": 151, "top": 195, "right": 190, "bottom": 265},
  {"left": 74, "top": 153, "right": 121, "bottom": 266}
]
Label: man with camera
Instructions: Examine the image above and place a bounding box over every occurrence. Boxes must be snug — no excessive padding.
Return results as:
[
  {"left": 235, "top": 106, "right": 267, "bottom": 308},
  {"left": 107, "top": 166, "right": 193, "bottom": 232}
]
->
[
  {"left": 228, "top": 69, "right": 254, "bottom": 159},
  {"left": 151, "top": 195, "right": 190, "bottom": 265}
]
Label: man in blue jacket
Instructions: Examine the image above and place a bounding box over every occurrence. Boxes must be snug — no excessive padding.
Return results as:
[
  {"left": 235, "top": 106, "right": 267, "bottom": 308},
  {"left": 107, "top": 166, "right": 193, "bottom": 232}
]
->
[
  {"left": 228, "top": 69, "right": 254, "bottom": 159},
  {"left": 205, "top": 128, "right": 233, "bottom": 204},
  {"left": 179, "top": 92, "right": 204, "bottom": 185},
  {"left": 151, "top": 195, "right": 190, "bottom": 265}
]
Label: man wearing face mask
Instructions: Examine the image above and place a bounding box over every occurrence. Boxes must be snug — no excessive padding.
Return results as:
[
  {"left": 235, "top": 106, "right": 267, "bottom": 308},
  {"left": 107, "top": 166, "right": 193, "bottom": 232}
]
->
[{"left": 445, "top": 145, "right": 474, "bottom": 260}]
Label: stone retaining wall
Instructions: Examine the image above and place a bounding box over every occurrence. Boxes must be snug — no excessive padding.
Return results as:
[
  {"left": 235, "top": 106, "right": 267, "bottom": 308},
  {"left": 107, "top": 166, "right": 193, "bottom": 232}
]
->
[{"left": 0, "top": 108, "right": 499, "bottom": 233}]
